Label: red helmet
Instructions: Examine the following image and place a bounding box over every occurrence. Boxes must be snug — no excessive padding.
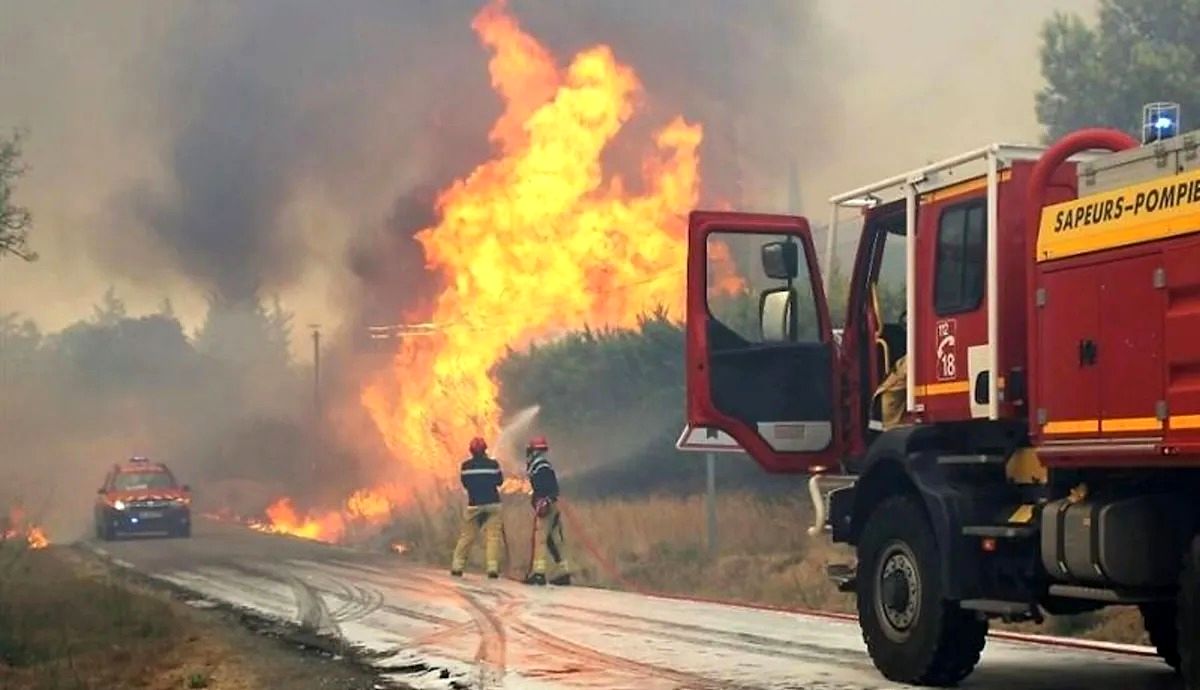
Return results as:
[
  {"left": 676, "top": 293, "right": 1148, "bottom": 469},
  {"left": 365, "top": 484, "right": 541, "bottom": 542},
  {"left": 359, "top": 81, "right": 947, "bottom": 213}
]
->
[
  {"left": 468, "top": 437, "right": 488, "bottom": 454},
  {"left": 526, "top": 436, "right": 549, "bottom": 453}
]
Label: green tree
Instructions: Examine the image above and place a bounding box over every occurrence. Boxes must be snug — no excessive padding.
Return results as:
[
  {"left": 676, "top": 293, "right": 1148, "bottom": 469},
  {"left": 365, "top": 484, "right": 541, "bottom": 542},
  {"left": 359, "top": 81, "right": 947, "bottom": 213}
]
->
[
  {"left": 1036, "top": 0, "right": 1200, "bottom": 140},
  {"left": 0, "top": 130, "right": 34, "bottom": 261}
]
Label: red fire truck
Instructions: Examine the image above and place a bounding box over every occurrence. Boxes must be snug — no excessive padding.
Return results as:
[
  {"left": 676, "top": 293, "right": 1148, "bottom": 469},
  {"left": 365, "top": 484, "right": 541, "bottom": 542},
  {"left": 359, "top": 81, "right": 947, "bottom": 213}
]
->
[{"left": 685, "top": 112, "right": 1200, "bottom": 686}]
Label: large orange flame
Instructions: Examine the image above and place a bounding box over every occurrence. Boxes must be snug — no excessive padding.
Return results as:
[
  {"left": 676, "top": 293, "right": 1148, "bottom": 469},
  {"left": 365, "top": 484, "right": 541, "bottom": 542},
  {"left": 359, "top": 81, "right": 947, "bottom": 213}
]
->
[
  {"left": 260, "top": 0, "right": 741, "bottom": 540},
  {"left": 361, "top": 0, "right": 701, "bottom": 487}
]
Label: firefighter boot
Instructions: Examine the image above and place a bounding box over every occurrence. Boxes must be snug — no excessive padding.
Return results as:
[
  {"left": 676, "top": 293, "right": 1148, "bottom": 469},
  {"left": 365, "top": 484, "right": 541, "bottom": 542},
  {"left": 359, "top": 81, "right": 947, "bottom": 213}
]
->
[
  {"left": 550, "top": 574, "right": 571, "bottom": 586},
  {"left": 524, "top": 573, "right": 546, "bottom": 586}
]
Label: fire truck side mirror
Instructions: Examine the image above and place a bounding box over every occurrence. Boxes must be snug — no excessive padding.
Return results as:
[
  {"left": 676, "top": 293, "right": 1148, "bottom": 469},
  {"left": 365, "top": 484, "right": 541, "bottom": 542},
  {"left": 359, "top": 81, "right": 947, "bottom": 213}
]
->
[
  {"left": 760, "top": 288, "right": 796, "bottom": 342},
  {"left": 761, "top": 241, "right": 799, "bottom": 281}
]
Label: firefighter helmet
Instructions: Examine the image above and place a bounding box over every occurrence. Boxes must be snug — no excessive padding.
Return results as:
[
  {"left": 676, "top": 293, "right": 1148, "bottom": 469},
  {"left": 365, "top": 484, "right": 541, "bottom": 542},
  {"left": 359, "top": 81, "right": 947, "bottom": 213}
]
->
[
  {"left": 468, "top": 437, "right": 488, "bottom": 455},
  {"left": 526, "top": 436, "right": 549, "bottom": 453}
]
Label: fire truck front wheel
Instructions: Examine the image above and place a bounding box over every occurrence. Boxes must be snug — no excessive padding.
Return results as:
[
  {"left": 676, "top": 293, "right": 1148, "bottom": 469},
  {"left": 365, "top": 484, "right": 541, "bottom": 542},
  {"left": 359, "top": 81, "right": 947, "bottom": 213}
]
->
[
  {"left": 1181, "top": 536, "right": 1200, "bottom": 690},
  {"left": 1139, "top": 602, "right": 1180, "bottom": 671},
  {"left": 857, "top": 495, "right": 987, "bottom": 687}
]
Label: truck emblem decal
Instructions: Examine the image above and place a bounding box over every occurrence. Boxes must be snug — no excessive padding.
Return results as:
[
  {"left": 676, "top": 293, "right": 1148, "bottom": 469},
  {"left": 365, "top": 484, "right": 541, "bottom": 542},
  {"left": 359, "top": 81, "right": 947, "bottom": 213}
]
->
[{"left": 936, "top": 319, "right": 957, "bottom": 381}]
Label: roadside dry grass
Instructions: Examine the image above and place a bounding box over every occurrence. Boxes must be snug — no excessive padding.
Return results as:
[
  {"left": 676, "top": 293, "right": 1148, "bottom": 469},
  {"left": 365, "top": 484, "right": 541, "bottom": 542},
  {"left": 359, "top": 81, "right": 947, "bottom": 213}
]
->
[
  {"left": 0, "top": 544, "right": 379, "bottom": 690},
  {"left": 389, "top": 491, "right": 855, "bottom": 611},
  {"left": 385, "top": 490, "right": 1151, "bottom": 645}
]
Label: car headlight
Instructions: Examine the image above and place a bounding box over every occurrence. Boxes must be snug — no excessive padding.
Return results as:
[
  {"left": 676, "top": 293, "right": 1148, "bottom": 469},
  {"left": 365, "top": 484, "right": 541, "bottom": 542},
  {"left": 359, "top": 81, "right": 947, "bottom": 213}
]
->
[{"left": 113, "top": 500, "right": 126, "bottom": 511}]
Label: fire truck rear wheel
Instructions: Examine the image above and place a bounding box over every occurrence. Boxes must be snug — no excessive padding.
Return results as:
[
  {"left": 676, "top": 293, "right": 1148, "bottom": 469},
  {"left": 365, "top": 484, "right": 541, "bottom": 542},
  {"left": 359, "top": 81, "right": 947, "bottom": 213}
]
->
[
  {"left": 858, "top": 494, "right": 987, "bottom": 687},
  {"left": 1180, "top": 536, "right": 1200, "bottom": 690}
]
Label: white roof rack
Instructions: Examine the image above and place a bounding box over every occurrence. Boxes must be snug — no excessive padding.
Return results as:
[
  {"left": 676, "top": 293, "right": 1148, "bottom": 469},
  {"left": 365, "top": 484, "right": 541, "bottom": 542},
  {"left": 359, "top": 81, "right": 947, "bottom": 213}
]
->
[{"left": 823, "top": 142, "right": 1091, "bottom": 424}]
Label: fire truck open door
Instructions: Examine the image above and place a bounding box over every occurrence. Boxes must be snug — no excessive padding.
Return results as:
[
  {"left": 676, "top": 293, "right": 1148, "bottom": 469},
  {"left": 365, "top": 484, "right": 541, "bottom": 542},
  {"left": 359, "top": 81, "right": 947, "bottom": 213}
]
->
[{"left": 686, "top": 211, "right": 844, "bottom": 473}]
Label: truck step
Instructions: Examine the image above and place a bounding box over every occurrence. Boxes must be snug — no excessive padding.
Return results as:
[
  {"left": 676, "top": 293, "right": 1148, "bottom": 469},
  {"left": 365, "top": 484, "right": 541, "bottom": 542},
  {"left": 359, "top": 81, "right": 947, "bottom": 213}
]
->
[
  {"left": 1048, "top": 584, "right": 1174, "bottom": 604},
  {"left": 960, "top": 599, "right": 1038, "bottom": 620},
  {"left": 826, "top": 563, "right": 856, "bottom": 593},
  {"left": 937, "top": 454, "right": 1006, "bottom": 466},
  {"left": 962, "top": 525, "right": 1037, "bottom": 539}
]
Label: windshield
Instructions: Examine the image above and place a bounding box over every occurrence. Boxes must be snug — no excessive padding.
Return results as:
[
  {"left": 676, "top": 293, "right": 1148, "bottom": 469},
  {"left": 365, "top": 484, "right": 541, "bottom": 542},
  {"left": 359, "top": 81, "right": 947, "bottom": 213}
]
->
[{"left": 113, "top": 472, "right": 175, "bottom": 491}]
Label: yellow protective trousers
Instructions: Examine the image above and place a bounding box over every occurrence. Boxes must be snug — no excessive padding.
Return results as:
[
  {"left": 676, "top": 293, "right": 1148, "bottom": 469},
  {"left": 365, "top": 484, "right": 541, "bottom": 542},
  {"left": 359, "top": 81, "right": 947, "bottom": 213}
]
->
[
  {"left": 532, "top": 502, "right": 568, "bottom": 576},
  {"left": 452, "top": 503, "right": 503, "bottom": 574}
]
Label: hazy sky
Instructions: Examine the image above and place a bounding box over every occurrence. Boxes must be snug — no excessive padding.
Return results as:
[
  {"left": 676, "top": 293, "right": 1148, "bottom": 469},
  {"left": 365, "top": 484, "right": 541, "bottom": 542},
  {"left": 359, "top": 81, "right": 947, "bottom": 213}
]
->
[{"left": 0, "top": 0, "right": 1096, "bottom": 360}]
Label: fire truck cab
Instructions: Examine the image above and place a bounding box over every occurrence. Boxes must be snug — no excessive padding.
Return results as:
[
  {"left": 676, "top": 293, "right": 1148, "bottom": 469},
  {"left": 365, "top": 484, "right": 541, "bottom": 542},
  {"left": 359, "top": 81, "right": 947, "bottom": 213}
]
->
[{"left": 686, "top": 113, "right": 1200, "bottom": 687}]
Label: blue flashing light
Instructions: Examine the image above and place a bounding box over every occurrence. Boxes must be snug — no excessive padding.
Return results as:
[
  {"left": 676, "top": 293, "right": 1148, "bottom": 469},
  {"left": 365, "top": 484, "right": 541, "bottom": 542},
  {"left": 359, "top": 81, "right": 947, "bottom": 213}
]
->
[{"left": 1143, "top": 102, "right": 1181, "bottom": 144}]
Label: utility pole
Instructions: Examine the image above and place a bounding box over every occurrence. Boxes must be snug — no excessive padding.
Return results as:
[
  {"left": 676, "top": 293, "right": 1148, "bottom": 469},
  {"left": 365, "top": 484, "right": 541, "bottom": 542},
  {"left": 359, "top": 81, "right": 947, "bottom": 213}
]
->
[
  {"left": 706, "top": 451, "right": 718, "bottom": 558},
  {"left": 309, "top": 324, "right": 322, "bottom": 477},
  {"left": 310, "top": 324, "right": 321, "bottom": 420},
  {"left": 788, "top": 158, "right": 802, "bottom": 215}
]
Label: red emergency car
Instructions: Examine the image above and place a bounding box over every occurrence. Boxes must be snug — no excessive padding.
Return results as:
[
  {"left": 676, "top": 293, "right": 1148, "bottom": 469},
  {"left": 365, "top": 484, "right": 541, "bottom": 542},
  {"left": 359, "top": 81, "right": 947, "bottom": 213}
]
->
[{"left": 94, "top": 456, "right": 191, "bottom": 540}]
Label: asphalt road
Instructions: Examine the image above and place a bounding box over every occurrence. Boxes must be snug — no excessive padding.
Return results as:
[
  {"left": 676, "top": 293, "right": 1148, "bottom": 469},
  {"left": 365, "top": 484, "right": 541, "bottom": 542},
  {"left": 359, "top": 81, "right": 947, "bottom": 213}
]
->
[{"left": 84, "top": 520, "right": 1182, "bottom": 690}]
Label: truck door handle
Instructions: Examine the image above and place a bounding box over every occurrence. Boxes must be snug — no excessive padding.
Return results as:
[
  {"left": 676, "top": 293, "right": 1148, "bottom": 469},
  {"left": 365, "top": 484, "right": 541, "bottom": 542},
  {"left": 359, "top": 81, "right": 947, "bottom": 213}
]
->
[{"left": 1078, "top": 339, "right": 1098, "bottom": 366}]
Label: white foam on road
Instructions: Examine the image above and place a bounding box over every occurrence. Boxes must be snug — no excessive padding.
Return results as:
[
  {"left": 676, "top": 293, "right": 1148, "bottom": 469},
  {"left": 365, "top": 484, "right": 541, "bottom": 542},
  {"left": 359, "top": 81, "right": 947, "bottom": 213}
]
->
[{"left": 87, "top": 537, "right": 1174, "bottom": 690}]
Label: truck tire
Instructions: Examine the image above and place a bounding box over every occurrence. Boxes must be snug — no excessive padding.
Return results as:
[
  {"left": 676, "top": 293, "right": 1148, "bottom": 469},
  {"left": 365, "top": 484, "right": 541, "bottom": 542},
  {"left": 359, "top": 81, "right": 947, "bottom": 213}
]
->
[
  {"left": 1139, "top": 602, "right": 1180, "bottom": 671},
  {"left": 1181, "top": 537, "right": 1200, "bottom": 690},
  {"left": 858, "top": 494, "right": 987, "bottom": 686}
]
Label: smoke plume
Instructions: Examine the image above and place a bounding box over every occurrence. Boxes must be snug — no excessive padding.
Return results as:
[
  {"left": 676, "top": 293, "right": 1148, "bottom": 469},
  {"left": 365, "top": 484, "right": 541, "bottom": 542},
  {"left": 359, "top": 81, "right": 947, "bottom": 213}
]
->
[{"left": 0, "top": 0, "right": 1096, "bottom": 536}]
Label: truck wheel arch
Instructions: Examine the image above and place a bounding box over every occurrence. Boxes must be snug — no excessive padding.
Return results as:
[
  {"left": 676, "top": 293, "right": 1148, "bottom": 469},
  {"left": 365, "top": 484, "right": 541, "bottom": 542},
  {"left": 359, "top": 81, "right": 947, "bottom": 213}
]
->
[{"left": 848, "top": 429, "right": 974, "bottom": 601}]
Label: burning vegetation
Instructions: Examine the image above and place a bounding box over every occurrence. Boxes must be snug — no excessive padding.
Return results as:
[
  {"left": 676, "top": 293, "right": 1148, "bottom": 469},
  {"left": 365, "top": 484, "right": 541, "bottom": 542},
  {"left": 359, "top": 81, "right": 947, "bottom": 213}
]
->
[
  {"left": 254, "top": 0, "right": 742, "bottom": 541},
  {"left": 360, "top": 0, "right": 702, "bottom": 480},
  {"left": 2, "top": 506, "right": 49, "bottom": 550}
]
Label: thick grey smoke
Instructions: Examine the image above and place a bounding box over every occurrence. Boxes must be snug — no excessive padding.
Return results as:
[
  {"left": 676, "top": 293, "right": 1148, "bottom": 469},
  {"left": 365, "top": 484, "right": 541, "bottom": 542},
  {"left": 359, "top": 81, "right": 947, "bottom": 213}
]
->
[
  {"left": 1, "top": 1, "right": 1093, "bottom": 331},
  {"left": 123, "top": 1, "right": 490, "bottom": 305},
  {"left": 117, "top": 0, "right": 833, "bottom": 316}
]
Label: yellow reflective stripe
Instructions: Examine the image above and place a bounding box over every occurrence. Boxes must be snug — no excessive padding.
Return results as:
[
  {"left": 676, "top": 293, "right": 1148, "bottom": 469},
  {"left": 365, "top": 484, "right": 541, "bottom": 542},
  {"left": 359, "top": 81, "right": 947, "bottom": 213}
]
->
[
  {"left": 1170, "top": 414, "right": 1200, "bottom": 430},
  {"left": 1044, "top": 416, "right": 1166, "bottom": 434},
  {"left": 1043, "top": 419, "right": 1099, "bottom": 434},
  {"left": 914, "top": 380, "right": 971, "bottom": 398},
  {"left": 919, "top": 170, "right": 1012, "bottom": 206},
  {"left": 1100, "top": 417, "right": 1162, "bottom": 432}
]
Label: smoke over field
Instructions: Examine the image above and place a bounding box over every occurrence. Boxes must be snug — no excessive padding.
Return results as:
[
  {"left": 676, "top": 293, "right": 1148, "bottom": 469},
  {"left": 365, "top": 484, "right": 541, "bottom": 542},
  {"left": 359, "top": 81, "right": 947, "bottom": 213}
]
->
[{"left": 0, "top": 0, "right": 1092, "bottom": 541}]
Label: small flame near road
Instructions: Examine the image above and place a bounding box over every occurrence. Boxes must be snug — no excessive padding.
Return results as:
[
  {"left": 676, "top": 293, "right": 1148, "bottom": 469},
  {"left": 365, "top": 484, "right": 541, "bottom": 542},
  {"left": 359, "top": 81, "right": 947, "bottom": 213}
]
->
[
  {"left": 2, "top": 506, "right": 50, "bottom": 550},
  {"left": 25, "top": 526, "right": 49, "bottom": 550}
]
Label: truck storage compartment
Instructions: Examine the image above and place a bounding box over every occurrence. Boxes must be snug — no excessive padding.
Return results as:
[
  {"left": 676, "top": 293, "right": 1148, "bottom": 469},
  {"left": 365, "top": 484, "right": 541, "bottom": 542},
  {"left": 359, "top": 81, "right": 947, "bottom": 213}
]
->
[
  {"left": 1041, "top": 495, "right": 1192, "bottom": 587},
  {"left": 1036, "top": 252, "right": 1165, "bottom": 441}
]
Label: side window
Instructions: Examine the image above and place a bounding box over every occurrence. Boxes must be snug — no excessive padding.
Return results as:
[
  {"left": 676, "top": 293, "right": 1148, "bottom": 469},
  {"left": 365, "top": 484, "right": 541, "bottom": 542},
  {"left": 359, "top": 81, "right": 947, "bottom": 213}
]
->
[
  {"left": 706, "top": 232, "right": 820, "bottom": 346},
  {"left": 934, "top": 200, "right": 986, "bottom": 315}
]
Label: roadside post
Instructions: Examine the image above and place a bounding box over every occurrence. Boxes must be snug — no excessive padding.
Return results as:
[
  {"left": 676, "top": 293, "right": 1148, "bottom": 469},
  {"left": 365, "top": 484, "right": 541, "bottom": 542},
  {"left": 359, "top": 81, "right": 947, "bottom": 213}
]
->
[{"left": 675, "top": 425, "right": 743, "bottom": 559}]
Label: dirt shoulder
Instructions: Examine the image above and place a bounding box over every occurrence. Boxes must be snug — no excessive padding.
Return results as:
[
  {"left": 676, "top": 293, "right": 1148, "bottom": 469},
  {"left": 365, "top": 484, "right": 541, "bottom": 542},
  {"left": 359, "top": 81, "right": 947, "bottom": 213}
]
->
[{"left": 0, "top": 544, "right": 385, "bottom": 690}]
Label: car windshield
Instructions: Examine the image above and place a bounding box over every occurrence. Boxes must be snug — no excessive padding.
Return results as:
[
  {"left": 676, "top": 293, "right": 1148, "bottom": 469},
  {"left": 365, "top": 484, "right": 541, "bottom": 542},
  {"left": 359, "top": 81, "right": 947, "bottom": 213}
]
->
[{"left": 113, "top": 472, "right": 175, "bottom": 491}]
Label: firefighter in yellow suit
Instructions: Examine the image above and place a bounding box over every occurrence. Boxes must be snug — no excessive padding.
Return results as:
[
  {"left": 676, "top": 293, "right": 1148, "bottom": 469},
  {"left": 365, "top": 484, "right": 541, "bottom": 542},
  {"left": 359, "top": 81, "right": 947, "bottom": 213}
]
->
[
  {"left": 451, "top": 437, "right": 504, "bottom": 579},
  {"left": 524, "top": 436, "right": 570, "bottom": 586}
]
